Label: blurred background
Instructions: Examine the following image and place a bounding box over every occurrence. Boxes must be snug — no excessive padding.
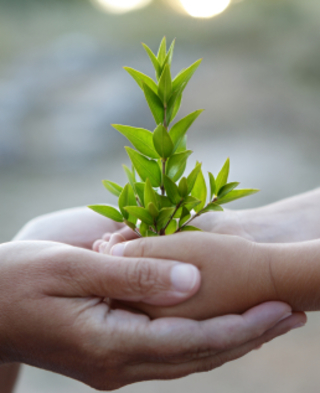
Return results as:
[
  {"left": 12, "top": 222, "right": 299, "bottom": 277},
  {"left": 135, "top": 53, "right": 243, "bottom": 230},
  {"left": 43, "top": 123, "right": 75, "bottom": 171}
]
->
[{"left": 1, "top": 0, "right": 320, "bottom": 391}]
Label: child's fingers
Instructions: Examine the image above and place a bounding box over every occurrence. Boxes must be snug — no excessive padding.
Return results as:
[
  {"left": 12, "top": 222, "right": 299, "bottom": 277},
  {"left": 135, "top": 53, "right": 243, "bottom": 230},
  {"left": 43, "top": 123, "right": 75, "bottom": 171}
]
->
[
  {"left": 100, "top": 234, "right": 126, "bottom": 255},
  {"left": 93, "top": 239, "right": 104, "bottom": 252}
]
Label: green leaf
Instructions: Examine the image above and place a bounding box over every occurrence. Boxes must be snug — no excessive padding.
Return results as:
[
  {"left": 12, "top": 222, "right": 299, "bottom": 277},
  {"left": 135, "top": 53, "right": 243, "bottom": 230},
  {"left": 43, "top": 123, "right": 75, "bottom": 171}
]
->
[
  {"left": 202, "top": 203, "right": 224, "bottom": 214},
  {"left": 142, "top": 43, "right": 162, "bottom": 80},
  {"left": 123, "top": 67, "right": 158, "bottom": 94},
  {"left": 123, "top": 165, "right": 136, "bottom": 192},
  {"left": 147, "top": 202, "right": 159, "bottom": 219},
  {"left": 179, "top": 207, "right": 191, "bottom": 227},
  {"left": 156, "top": 194, "right": 174, "bottom": 209},
  {"left": 135, "top": 182, "right": 145, "bottom": 206},
  {"left": 164, "top": 39, "right": 175, "bottom": 67},
  {"left": 139, "top": 221, "right": 149, "bottom": 237},
  {"left": 176, "top": 135, "right": 187, "bottom": 153},
  {"left": 166, "top": 85, "right": 184, "bottom": 125},
  {"left": 144, "top": 178, "right": 158, "bottom": 208},
  {"left": 166, "top": 150, "right": 192, "bottom": 182},
  {"left": 102, "top": 180, "right": 123, "bottom": 197},
  {"left": 118, "top": 183, "right": 137, "bottom": 221},
  {"left": 164, "top": 174, "right": 181, "bottom": 204},
  {"left": 169, "top": 110, "right": 203, "bottom": 152},
  {"left": 182, "top": 196, "right": 201, "bottom": 208},
  {"left": 125, "top": 206, "right": 154, "bottom": 226},
  {"left": 218, "top": 182, "right": 240, "bottom": 199},
  {"left": 157, "top": 207, "right": 175, "bottom": 227},
  {"left": 124, "top": 220, "right": 136, "bottom": 231},
  {"left": 216, "top": 158, "right": 230, "bottom": 193},
  {"left": 191, "top": 168, "right": 207, "bottom": 213},
  {"left": 113, "top": 125, "right": 159, "bottom": 159},
  {"left": 157, "top": 36, "right": 167, "bottom": 65},
  {"left": 173, "top": 207, "right": 183, "bottom": 219},
  {"left": 180, "top": 225, "right": 202, "bottom": 232},
  {"left": 146, "top": 230, "right": 158, "bottom": 237},
  {"left": 187, "top": 162, "right": 202, "bottom": 194},
  {"left": 158, "top": 64, "right": 172, "bottom": 105},
  {"left": 165, "top": 219, "right": 177, "bottom": 235},
  {"left": 153, "top": 125, "right": 174, "bottom": 158},
  {"left": 172, "top": 59, "right": 202, "bottom": 93},
  {"left": 209, "top": 172, "right": 216, "bottom": 199},
  {"left": 178, "top": 177, "right": 188, "bottom": 197},
  {"left": 126, "top": 147, "right": 162, "bottom": 187},
  {"left": 88, "top": 205, "right": 123, "bottom": 223},
  {"left": 142, "top": 83, "right": 164, "bottom": 125},
  {"left": 218, "top": 189, "right": 260, "bottom": 205}
]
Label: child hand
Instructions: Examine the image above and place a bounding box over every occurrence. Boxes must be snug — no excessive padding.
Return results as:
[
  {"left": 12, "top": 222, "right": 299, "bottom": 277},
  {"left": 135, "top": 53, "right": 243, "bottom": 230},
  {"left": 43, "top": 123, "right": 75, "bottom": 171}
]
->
[{"left": 97, "top": 232, "right": 276, "bottom": 320}]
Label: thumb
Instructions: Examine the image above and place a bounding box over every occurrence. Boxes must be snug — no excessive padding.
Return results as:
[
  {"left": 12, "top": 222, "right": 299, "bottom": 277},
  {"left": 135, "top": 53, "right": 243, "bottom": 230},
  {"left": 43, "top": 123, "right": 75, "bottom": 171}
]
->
[{"left": 46, "top": 244, "right": 201, "bottom": 307}]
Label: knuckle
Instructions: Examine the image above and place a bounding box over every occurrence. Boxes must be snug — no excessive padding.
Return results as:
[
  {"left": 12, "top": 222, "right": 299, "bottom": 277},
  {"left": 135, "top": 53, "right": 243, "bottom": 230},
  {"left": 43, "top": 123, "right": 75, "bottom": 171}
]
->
[{"left": 125, "top": 258, "right": 157, "bottom": 295}]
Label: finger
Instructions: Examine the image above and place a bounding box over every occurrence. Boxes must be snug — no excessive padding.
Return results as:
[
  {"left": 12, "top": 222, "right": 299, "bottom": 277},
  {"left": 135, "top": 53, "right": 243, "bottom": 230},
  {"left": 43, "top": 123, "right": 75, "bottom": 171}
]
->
[
  {"left": 110, "top": 232, "right": 222, "bottom": 261},
  {"left": 125, "top": 310, "right": 305, "bottom": 382},
  {"left": 43, "top": 244, "right": 201, "bottom": 306},
  {"left": 127, "top": 301, "right": 293, "bottom": 362},
  {"left": 92, "top": 239, "right": 104, "bottom": 252},
  {"left": 99, "top": 234, "right": 126, "bottom": 255},
  {"left": 102, "top": 227, "right": 138, "bottom": 242}
]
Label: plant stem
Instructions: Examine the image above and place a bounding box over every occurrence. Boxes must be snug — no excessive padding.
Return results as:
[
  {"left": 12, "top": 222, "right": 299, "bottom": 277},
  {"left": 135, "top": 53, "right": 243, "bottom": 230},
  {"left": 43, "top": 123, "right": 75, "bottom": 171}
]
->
[
  {"left": 161, "top": 159, "right": 166, "bottom": 196},
  {"left": 160, "top": 201, "right": 182, "bottom": 235}
]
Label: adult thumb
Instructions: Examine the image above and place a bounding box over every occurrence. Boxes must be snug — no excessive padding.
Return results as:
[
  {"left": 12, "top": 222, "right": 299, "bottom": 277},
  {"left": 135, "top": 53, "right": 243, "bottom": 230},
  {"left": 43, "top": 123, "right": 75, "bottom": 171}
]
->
[{"left": 46, "top": 244, "right": 201, "bottom": 307}]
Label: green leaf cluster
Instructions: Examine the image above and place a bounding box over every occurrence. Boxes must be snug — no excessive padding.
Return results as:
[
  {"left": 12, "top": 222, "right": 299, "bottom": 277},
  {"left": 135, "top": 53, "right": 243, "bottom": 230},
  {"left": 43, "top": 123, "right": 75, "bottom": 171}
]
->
[{"left": 89, "top": 38, "right": 259, "bottom": 237}]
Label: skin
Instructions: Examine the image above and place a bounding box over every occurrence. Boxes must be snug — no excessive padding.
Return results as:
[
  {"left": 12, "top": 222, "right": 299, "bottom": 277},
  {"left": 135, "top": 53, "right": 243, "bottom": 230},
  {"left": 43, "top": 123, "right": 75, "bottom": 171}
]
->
[
  {"left": 96, "top": 189, "right": 320, "bottom": 321},
  {"left": 0, "top": 207, "right": 302, "bottom": 392}
]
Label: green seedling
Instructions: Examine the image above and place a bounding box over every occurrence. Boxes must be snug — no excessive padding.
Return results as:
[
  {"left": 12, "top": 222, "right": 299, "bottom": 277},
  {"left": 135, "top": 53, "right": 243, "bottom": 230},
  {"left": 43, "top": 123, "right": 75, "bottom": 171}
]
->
[{"left": 89, "top": 37, "right": 258, "bottom": 237}]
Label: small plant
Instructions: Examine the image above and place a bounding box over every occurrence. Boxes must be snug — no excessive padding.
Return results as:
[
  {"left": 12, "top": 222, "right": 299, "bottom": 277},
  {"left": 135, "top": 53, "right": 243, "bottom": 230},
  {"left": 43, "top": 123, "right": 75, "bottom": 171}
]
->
[{"left": 89, "top": 38, "right": 258, "bottom": 237}]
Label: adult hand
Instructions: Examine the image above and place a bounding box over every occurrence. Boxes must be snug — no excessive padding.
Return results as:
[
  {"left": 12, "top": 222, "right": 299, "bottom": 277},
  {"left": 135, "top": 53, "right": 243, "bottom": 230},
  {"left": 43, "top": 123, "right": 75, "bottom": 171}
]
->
[
  {"left": 0, "top": 241, "right": 303, "bottom": 390},
  {"left": 14, "top": 206, "right": 138, "bottom": 249}
]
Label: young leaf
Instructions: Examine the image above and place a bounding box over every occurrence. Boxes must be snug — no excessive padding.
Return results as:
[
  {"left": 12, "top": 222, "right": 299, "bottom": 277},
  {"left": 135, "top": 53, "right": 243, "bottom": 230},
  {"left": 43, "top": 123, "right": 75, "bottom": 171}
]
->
[
  {"left": 176, "top": 135, "right": 187, "bottom": 153},
  {"left": 191, "top": 168, "right": 207, "bottom": 213},
  {"left": 209, "top": 172, "right": 216, "bottom": 200},
  {"left": 218, "top": 182, "right": 240, "bottom": 199},
  {"left": 166, "top": 85, "right": 184, "bottom": 125},
  {"left": 157, "top": 207, "right": 175, "bottom": 227},
  {"left": 166, "top": 150, "right": 192, "bottom": 182},
  {"left": 125, "top": 206, "right": 154, "bottom": 226},
  {"left": 158, "top": 64, "right": 172, "bottom": 105},
  {"left": 123, "top": 67, "right": 158, "bottom": 94},
  {"left": 88, "top": 205, "right": 123, "bottom": 223},
  {"left": 118, "top": 183, "right": 137, "bottom": 221},
  {"left": 147, "top": 202, "right": 159, "bottom": 219},
  {"left": 172, "top": 59, "right": 202, "bottom": 92},
  {"left": 165, "top": 219, "right": 177, "bottom": 235},
  {"left": 135, "top": 182, "right": 145, "bottom": 206},
  {"left": 164, "top": 39, "right": 175, "bottom": 67},
  {"left": 157, "top": 36, "right": 167, "bottom": 65},
  {"left": 156, "top": 194, "right": 174, "bottom": 209},
  {"left": 179, "top": 207, "right": 191, "bottom": 227},
  {"left": 153, "top": 125, "right": 174, "bottom": 158},
  {"left": 143, "top": 83, "right": 164, "bottom": 125},
  {"left": 218, "top": 189, "right": 259, "bottom": 204},
  {"left": 123, "top": 165, "right": 136, "bottom": 192},
  {"left": 142, "top": 43, "right": 162, "bottom": 80},
  {"left": 216, "top": 158, "right": 230, "bottom": 193},
  {"left": 113, "top": 125, "right": 159, "bottom": 159},
  {"left": 202, "top": 203, "right": 224, "bottom": 214},
  {"left": 144, "top": 178, "right": 158, "bottom": 208},
  {"left": 139, "top": 221, "right": 149, "bottom": 237},
  {"left": 124, "top": 220, "right": 136, "bottom": 231},
  {"left": 178, "top": 177, "right": 189, "bottom": 198},
  {"left": 169, "top": 110, "right": 203, "bottom": 152},
  {"left": 187, "top": 162, "right": 202, "bottom": 194},
  {"left": 126, "top": 147, "right": 162, "bottom": 187},
  {"left": 164, "top": 174, "right": 181, "bottom": 204},
  {"left": 102, "top": 180, "right": 123, "bottom": 197},
  {"left": 180, "top": 225, "right": 202, "bottom": 232}
]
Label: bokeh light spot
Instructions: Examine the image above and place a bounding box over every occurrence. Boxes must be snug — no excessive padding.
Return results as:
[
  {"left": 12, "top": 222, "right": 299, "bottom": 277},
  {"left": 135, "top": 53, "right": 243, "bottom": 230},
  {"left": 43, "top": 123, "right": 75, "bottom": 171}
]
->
[
  {"left": 92, "top": 0, "right": 152, "bottom": 14},
  {"left": 179, "top": 0, "right": 231, "bottom": 18}
]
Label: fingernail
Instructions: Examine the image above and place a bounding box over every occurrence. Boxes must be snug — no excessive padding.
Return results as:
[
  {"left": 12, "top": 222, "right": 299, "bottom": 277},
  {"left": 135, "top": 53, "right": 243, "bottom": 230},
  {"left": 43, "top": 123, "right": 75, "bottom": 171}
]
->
[
  {"left": 111, "top": 243, "right": 126, "bottom": 256},
  {"left": 291, "top": 322, "right": 305, "bottom": 330},
  {"left": 171, "top": 264, "right": 199, "bottom": 293},
  {"left": 278, "top": 312, "right": 292, "bottom": 323}
]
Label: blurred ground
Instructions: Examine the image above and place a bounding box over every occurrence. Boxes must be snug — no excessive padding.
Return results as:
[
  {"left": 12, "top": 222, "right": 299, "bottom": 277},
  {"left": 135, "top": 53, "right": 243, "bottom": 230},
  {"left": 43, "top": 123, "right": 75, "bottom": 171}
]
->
[{"left": 1, "top": 0, "right": 320, "bottom": 391}]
